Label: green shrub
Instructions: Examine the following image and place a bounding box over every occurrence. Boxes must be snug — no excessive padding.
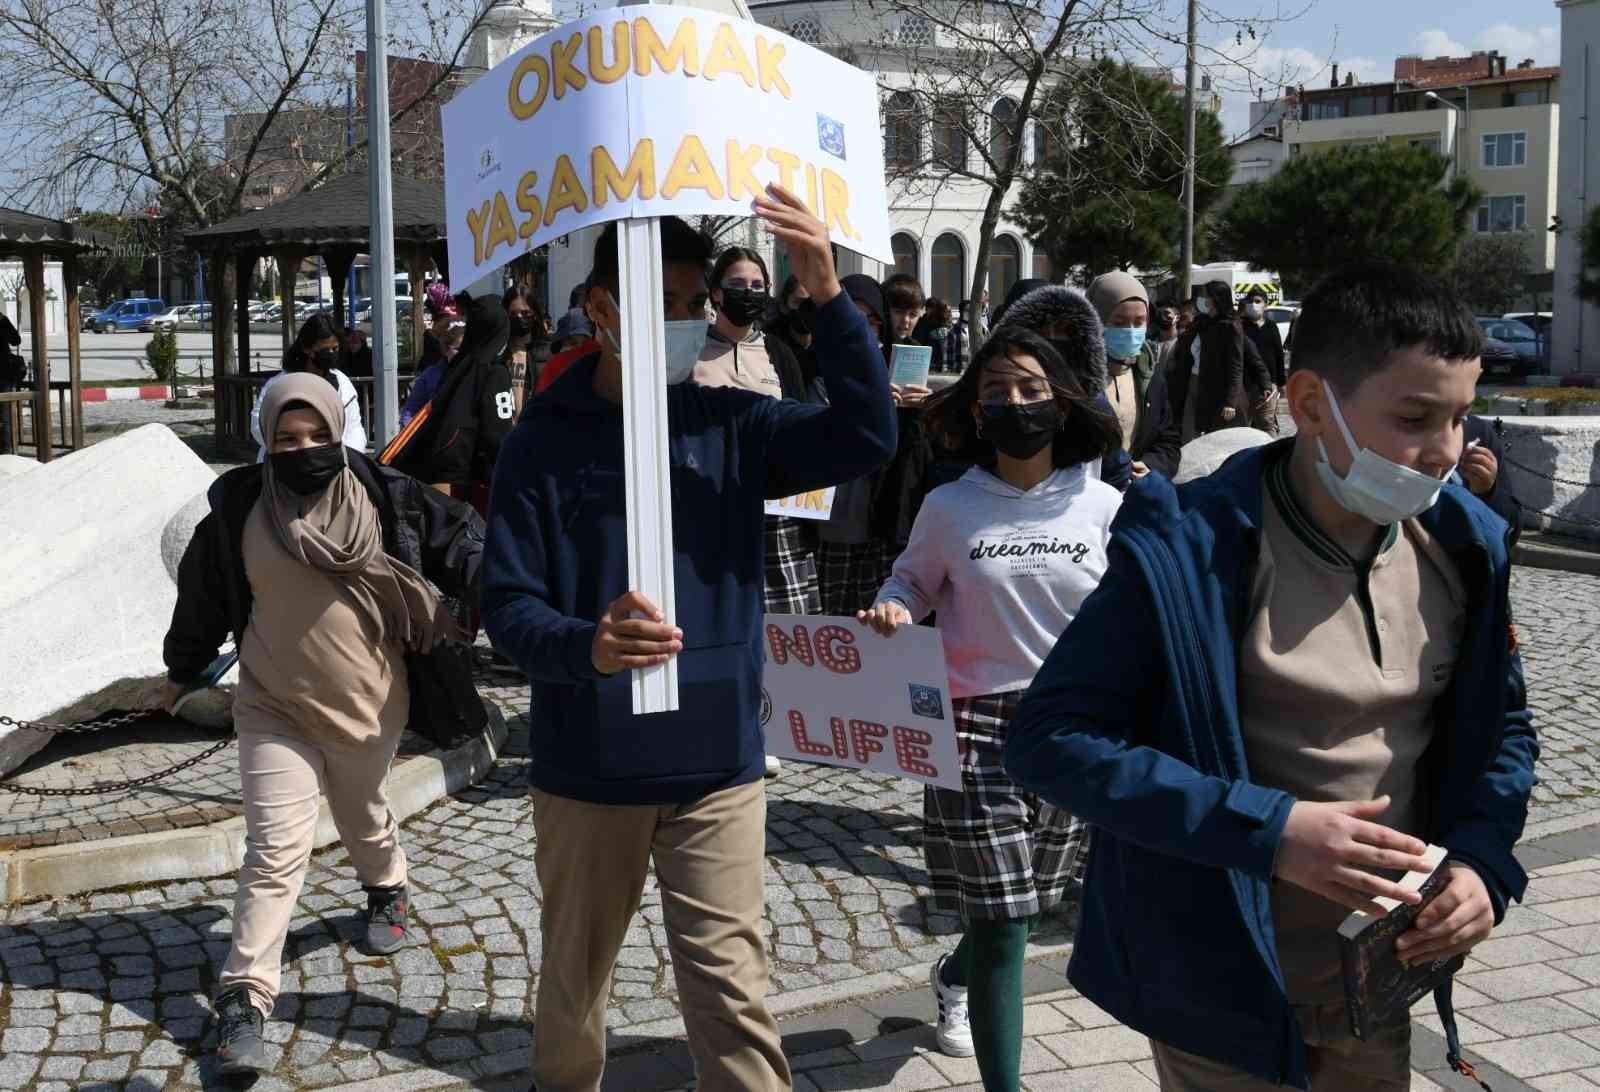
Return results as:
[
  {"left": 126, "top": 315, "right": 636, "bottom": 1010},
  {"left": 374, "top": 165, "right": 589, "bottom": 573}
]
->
[{"left": 142, "top": 329, "right": 180, "bottom": 383}]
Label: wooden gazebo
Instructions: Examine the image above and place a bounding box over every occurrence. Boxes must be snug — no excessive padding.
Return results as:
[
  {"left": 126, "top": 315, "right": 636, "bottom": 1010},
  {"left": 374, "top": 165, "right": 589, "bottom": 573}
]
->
[
  {"left": 185, "top": 170, "right": 447, "bottom": 450},
  {"left": 0, "top": 209, "right": 109, "bottom": 462}
]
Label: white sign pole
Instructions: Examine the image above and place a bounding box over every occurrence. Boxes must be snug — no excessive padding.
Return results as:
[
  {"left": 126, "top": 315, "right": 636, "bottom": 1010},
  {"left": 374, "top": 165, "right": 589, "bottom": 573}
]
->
[{"left": 617, "top": 219, "right": 679, "bottom": 714}]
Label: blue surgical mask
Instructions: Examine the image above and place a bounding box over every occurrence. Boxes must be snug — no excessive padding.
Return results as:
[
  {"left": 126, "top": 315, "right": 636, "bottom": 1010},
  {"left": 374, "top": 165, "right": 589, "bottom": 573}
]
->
[
  {"left": 1195, "top": 297, "right": 1213, "bottom": 317},
  {"left": 601, "top": 291, "right": 709, "bottom": 385},
  {"left": 1103, "top": 326, "right": 1146, "bottom": 362},
  {"left": 664, "top": 320, "right": 709, "bottom": 384}
]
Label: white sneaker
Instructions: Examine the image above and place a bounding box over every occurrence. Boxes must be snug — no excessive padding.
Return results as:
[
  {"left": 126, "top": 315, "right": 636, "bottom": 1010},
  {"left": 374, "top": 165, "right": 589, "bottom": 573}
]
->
[
  {"left": 764, "top": 755, "right": 782, "bottom": 778},
  {"left": 929, "top": 953, "right": 974, "bottom": 1057}
]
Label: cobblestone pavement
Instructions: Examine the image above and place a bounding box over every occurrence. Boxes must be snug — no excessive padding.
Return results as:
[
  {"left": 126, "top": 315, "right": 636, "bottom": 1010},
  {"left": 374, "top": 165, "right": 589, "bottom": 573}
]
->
[
  {"left": 0, "top": 722, "right": 442, "bottom": 850},
  {"left": 0, "top": 679, "right": 1041, "bottom": 1091}
]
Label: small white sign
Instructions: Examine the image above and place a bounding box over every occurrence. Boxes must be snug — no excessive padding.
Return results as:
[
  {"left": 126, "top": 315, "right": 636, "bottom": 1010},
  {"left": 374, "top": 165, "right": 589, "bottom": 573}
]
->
[
  {"left": 761, "top": 614, "right": 961, "bottom": 790},
  {"left": 764, "top": 486, "right": 835, "bottom": 521}
]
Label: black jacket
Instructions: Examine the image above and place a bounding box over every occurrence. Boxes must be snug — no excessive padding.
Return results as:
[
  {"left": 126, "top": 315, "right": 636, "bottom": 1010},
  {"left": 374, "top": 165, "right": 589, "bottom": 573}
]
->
[
  {"left": 393, "top": 295, "right": 515, "bottom": 488},
  {"left": 163, "top": 453, "right": 485, "bottom": 686},
  {"left": 1168, "top": 316, "right": 1274, "bottom": 434},
  {"left": 1464, "top": 415, "right": 1523, "bottom": 551},
  {"left": 1242, "top": 318, "right": 1286, "bottom": 388},
  {"left": 1131, "top": 354, "right": 1181, "bottom": 478}
]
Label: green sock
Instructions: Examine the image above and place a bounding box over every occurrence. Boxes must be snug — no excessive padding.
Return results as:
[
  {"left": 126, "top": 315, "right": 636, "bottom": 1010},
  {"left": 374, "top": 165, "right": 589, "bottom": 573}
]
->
[
  {"left": 940, "top": 932, "right": 972, "bottom": 988},
  {"left": 965, "top": 916, "right": 1033, "bottom": 1092}
]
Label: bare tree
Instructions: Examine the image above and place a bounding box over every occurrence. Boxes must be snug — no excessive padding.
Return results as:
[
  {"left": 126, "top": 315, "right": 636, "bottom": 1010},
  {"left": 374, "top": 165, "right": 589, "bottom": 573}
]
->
[
  {"left": 819, "top": 0, "right": 1306, "bottom": 339},
  {"left": 0, "top": 0, "right": 505, "bottom": 226}
]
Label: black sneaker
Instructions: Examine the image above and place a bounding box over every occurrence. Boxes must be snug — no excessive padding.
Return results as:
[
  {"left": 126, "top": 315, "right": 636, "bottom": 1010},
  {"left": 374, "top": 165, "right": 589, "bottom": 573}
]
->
[
  {"left": 363, "top": 883, "right": 411, "bottom": 955},
  {"left": 213, "top": 989, "right": 267, "bottom": 1076}
]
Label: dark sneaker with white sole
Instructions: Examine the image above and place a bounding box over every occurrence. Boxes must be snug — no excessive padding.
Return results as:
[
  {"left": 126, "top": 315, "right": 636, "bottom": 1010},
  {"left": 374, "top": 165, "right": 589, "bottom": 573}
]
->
[
  {"left": 212, "top": 989, "right": 268, "bottom": 1076},
  {"left": 363, "top": 883, "right": 411, "bottom": 955}
]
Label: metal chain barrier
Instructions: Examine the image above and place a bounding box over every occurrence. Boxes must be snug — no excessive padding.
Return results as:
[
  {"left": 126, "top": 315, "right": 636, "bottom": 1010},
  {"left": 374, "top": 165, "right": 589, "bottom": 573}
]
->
[
  {"left": 1494, "top": 420, "right": 1600, "bottom": 531},
  {"left": 0, "top": 709, "right": 236, "bottom": 797}
]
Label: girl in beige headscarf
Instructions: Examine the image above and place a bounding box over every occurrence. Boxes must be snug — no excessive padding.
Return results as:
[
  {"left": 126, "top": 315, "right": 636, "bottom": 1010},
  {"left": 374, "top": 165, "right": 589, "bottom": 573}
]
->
[{"left": 161, "top": 372, "right": 484, "bottom": 1078}]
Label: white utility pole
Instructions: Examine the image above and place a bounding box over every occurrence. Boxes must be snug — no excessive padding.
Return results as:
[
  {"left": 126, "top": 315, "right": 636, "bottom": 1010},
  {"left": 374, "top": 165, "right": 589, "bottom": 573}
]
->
[
  {"left": 366, "top": 0, "right": 399, "bottom": 447},
  {"left": 1179, "top": 0, "right": 1197, "bottom": 302}
]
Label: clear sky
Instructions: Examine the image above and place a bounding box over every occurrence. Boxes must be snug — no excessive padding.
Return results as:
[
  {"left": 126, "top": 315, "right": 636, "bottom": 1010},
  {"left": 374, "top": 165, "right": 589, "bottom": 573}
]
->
[{"left": 1183, "top": 0, "right": 1562, "bottom": 140}]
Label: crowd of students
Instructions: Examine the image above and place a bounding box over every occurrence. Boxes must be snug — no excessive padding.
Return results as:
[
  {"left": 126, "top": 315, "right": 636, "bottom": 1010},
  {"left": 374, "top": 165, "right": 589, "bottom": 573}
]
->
[{"left": 163, "top": 189, "right": 1535, "bottom": 1092}]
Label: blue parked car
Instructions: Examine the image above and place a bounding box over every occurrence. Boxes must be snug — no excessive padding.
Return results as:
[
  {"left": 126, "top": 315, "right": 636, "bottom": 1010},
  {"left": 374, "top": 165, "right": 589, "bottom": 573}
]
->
[{"left": 89, "top": 298, "right": 166, "bottom": 333}]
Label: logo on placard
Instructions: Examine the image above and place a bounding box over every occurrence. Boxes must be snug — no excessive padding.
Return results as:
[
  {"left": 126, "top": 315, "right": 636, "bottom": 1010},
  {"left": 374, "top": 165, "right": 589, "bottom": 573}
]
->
[
  {"left": 817, "top": 113, "right": 846, "bottom": 159},
  {"left": 760, "top": 689, "right": 773, "bottom": 726},
  {"left": 908, "top": 684, "right": 944, "bottom": 720},
  {"left": 476, "top": 142, "right": 502, "bottom": 182}
]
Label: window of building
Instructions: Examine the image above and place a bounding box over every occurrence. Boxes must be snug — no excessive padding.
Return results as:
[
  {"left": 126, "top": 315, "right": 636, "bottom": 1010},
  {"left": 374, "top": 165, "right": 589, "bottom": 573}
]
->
[
  {"left": 1032, "top": 250, "right": 1053, "bottom": 281},
  {"left": 787, "top": 16, "right": 821, "bottom": 43},
  {"left": 884, "top": 91, "right": 921, "bottom": 170},
  {"left": 990, "top": 98, "right": 1017, "bottom": 168},
  {"left": 1307, "top": 100, "right": 1345, "bottom": 120},
  {"left": 932, "top": 101, "right": 968, "bottom": 171},
  {"left": 932, "top": 234, "right": 966, "bottom": 310},
  {"left": 1033, "top": 117, "right": 1057, "bottom": 164},
  {"left": 989, "top": 236, "right": 1021, "bottom": 305},
  {"left": 1512, "top": 88, "right": 1548, "bottom": 107},
  {"left": 891, "top": 233, "right": 919, "bottom": 281},
  {"left": 1408, "top": 136, "right": 1442, "bottom": 153},
  {"left": 897, "top": 14, "right": 932, "bottom": 46},
  {"left": 1349, "top": 95, "right": 1377, "bottom": 117},
  {"left": 1482, "top": 132, "right": 1527, "bottom": 168},
  {"left": 1476, "top": 195, "right": 1528, "bottom": 232}
]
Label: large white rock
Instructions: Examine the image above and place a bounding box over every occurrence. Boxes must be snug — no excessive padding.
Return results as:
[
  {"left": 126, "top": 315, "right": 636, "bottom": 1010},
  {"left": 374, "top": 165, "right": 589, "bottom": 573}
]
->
[
  {"left": 1174, "top": 426, "right": 1275, "bottom": 484},
  {"left": 1494, "top": 416, "right": 1600, "bottom": 542},
  {"left": 0, "top": 453, "right": 37, "bottom": 483},
  {"left": 0, "top": 425, "right": 220, "bottom": 774}
]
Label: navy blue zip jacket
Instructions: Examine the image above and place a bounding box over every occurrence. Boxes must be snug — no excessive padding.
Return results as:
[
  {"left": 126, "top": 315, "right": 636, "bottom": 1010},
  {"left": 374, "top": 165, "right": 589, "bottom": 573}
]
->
[
  {"left": 1003, "top": 439, "right": 1537, "bottom": 1088},
  {"left": 481, "top": 290, "right": 896, "bottom": 805}
]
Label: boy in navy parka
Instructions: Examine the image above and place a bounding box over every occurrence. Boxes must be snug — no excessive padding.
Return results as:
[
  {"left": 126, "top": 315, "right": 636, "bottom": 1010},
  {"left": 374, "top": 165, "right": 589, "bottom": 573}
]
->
[
  {"left": 1004, "top": 263, "right": 1537, "bottom": 1091},
  {"left": 481, "top": 190, "right": 895, "bottom": 1091}
]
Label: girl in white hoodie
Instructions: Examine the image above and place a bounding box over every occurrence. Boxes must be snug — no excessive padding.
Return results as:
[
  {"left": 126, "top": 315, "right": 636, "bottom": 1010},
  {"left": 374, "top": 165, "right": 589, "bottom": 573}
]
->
[{"left": 861, "top": 326, "right": 1123, "bottom": 1092}]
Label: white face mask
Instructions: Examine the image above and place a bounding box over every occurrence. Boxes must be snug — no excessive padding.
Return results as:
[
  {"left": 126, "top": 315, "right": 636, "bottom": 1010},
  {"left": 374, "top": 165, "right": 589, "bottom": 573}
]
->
[
  {"left": 601, "top": 292, "right": 709, "bottom": 385},
  {"left": 1244, "top": 302, "right": 1265, "bottom": 319},
  {"left": 1195, "top": 297, "right": 1212, "bottom": 317},
  {"left": 1313, "top": 383, "right": 1446, "bottom": 525}
]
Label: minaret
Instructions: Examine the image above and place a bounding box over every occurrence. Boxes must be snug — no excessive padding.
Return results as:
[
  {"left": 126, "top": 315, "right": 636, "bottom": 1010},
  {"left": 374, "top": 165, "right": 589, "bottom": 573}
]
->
[{"left": 465, "top": 0, "right": 560, "bottom": 75}]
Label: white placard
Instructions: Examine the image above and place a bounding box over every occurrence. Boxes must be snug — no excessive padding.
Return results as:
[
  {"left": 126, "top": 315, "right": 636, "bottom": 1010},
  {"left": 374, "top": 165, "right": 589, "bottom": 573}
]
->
[
  {"left": 764, "top": 486, "right": 835, "bottom": 520},
  {"left": 442, "top": 4, "right": 893, "bottom": 286},
  {"left": 761, "top": 614, "right": 961, "bottom": 790}
]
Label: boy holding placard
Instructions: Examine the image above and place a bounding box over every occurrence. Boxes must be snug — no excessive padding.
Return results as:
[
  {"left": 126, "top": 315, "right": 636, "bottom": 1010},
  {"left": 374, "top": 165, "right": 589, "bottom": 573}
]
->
[{"left": 481, "top": 187, "right": 896, "bottom": 1092}]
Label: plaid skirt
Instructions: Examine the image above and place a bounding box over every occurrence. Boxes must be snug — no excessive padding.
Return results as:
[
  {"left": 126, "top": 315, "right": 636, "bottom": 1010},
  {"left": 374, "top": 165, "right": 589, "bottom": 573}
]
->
[
  {"left": 816, "top": 539, "right": 897, "bottom": 618},
  {"left": 924, "top": 691, "right": 1089, "bottom": 922},
  {"left": 763, "top": 515, "right": 822, "bottom": 615}
]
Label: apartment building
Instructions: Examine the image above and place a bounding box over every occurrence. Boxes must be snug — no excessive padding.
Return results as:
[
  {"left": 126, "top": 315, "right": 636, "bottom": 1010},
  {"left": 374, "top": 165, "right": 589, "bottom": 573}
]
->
[{"left": 1284, "top": 50, "right": 1560, "bottom": 275}]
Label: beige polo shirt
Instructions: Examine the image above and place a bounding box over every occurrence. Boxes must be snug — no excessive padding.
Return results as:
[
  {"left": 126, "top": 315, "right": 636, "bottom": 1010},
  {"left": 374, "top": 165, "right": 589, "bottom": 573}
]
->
[
  {"left": 1105, "top": 367, "right": 1138, "bottom": 452},
  {"left": 692, "top": 329, "right": 783, "bottom": 400},
  {"left": 1239, "top": 453, "right": 1466, "bottom": 1004}
]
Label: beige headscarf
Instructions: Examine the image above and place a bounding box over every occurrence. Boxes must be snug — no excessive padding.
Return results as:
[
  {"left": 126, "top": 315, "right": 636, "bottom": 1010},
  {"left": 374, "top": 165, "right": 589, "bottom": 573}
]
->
[{"left": 258, "top": 373, "right": 459, "bottom": 651}]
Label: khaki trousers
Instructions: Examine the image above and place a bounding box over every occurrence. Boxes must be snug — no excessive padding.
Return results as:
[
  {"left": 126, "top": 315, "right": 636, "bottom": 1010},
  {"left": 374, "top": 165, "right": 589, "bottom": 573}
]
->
[
  {"left": 1151, "top": 1002, "right": 1411, "bottom": 1091},
  {"left": 530, "top": 779, "right": 791, "bottom": 1092},
  {"left": 217, "top": 721, "right": 407, "bottom": 1016}
]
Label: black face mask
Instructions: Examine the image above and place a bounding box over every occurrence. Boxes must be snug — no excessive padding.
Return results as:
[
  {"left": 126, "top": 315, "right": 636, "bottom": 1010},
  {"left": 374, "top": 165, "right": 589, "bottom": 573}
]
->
[
  {"left": 508, "top": 315, "right": 534, "bottom": 338},
  {"left": 980, "top": 401, "right": 1063, "bottom": 460},
  {"left": 791, "top": 299, "right": 816, "bottom": 335},
  {"left": 312, "top": 347, "right": 339, "bottom": 371},
  {"left": 269, "top": 443, "right": 345, "bottom": 496},
  {"left": 719, "top": 287, "right": 768, "bottom": 327}
]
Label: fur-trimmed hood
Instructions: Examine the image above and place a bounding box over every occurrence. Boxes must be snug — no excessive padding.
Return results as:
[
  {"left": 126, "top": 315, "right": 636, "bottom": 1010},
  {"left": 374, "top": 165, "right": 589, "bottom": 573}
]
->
[{"left": 993, "top": 285, "right": 1108, "bottom": 392}]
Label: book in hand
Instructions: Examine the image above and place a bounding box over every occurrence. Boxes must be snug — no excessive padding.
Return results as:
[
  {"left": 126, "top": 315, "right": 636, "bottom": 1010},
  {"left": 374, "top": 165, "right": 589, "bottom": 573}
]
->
[
  {"left": 889, "top": 343, "right": 933, "bottom": 388},
  {"left": 171, "top": 650, "right": 239, "bottom": 716},
  {"left": 1339, "top": 844, "right": 1464, "bottom": 1040}
]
